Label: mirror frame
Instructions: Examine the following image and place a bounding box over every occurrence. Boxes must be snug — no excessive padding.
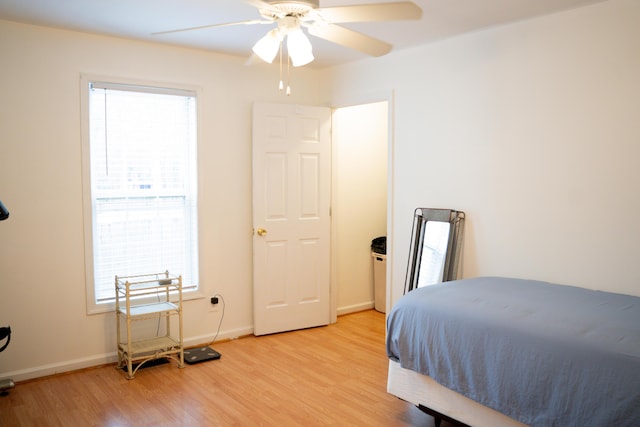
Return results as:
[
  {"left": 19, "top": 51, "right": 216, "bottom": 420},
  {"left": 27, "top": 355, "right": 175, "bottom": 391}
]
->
[{"left": 404, "top": 208, "right": 465, "bottom": 294}]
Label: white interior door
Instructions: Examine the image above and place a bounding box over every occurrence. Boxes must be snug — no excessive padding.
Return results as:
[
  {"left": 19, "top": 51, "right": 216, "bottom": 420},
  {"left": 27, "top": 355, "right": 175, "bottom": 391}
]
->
[{"left": 252, "top": 103, "right": 331, "bottom": 336}]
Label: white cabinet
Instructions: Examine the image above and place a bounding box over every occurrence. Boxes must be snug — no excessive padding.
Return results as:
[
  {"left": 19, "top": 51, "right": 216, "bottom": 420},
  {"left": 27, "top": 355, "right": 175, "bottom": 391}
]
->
[{"left": 115, "top": 271, "right": 184, "bottom": 379}]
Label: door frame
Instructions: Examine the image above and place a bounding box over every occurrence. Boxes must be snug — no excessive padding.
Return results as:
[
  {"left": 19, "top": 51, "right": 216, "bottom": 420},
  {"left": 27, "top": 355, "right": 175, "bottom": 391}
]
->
[{"left": 330, "top": 89, "right": 396, "bottom": 321}]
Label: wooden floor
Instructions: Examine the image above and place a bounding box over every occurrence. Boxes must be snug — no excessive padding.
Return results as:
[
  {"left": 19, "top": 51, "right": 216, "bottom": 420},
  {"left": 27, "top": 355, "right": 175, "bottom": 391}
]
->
[{"left": 0, "top": 310, "right": 451, "bottom": 426}]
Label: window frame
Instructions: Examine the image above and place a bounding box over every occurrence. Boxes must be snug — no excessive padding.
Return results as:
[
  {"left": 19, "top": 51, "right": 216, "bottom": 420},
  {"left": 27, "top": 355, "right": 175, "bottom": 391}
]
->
[{"left": 80, "top": 74, "right": 204, "bottom": 314}]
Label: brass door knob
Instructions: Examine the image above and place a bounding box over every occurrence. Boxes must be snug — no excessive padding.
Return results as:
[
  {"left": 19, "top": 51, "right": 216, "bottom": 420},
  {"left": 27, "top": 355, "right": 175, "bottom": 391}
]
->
[{"left": 256, "top": 228, "right": 268, "bottom": 236}]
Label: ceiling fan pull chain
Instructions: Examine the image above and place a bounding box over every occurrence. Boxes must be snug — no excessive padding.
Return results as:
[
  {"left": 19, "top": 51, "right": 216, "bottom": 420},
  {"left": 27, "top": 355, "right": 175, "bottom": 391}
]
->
[
  {"left": 286, "top": 52, "right": 291, "bottom": 96},
  {"left": 278, "top": 41, "right": 284, "bottom": 91}
]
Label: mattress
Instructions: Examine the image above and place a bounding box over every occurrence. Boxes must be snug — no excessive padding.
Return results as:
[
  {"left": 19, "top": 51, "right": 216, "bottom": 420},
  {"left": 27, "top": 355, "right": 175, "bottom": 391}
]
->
[{"left": 386, "top": 277, "right": 640, "bottom": 427}]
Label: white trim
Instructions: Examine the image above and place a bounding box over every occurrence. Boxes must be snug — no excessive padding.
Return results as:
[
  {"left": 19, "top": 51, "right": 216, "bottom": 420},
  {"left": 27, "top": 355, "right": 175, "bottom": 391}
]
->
[
  {"left": 5, "top": 325, "right": 254, "bottom": 382},
  {"left": 184, "top": 325, "right": 253, "bottom": 348},
  {"left": 6, "top": 353, "right": 119, "bottom": 383},
  {"left": 90, "top": 81, "right": 196, "bottom": 97},
  {"left": 336, "top": 302, "right": 375, "bottom": 316},
  {"left": 80, "top": 73, "right": 204, "bottom": 315},
  {"left": 81, "top": 73, "right": 202, "bottom": 95},
  {"left": 330, "top": 89, "right": 396, "bottom": 317}
]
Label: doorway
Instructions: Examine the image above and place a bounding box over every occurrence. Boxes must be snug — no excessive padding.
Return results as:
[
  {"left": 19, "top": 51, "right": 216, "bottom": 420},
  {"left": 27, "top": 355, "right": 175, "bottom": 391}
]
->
[
  {"left": 331, "top": 101, "right": 389, "bottom": 316},
  {"left": 252, "top": 100, "right": 390, "bottom": 334}
]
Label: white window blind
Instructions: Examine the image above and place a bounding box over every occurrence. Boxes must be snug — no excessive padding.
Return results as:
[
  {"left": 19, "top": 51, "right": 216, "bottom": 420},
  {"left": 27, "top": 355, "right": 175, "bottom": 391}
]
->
[{"left": 86, "top": 81, "right": 198, "bottom": 304}]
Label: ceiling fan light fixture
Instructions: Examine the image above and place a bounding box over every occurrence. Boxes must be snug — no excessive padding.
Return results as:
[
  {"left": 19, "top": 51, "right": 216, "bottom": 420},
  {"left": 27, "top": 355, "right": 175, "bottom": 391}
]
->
[
  {"left": 287, "top": 28, "right": 314, "bottom": 67},
  {"left": 252, "top": 29, "right": 282, "bottom": 63}
]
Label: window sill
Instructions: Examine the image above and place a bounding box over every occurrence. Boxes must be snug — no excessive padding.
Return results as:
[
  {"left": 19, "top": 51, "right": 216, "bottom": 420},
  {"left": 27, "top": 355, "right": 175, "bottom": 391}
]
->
[{"left": 87, "top": 288, "right": 205, "bottom": 315}]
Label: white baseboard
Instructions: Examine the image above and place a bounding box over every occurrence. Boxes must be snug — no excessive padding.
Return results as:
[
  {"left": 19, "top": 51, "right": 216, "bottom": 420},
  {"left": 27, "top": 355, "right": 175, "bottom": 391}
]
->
[
  {"left": 4, "top": 353, "right": 119, "bottom": 383},
  {"left": 3, "top": 325, "right": 254, "bottom": 383},
  {"left": 183, "top": 325, "right": 253, "bottom": 348},
  {"left": 337, "top": 301, "right": 375, "bottom": 316}
]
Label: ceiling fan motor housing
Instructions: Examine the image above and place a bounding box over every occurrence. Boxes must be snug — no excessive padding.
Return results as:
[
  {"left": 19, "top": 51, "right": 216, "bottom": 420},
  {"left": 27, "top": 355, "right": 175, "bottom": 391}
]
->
[{"left": 263, "top": 0, "right": 319, "bottom": 17}]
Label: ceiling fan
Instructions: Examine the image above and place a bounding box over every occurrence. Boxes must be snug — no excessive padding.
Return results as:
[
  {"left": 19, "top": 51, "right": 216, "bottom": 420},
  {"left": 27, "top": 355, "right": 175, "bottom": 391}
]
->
[{"left": 153, "top": 1, "right": 423, "bottom": 66}]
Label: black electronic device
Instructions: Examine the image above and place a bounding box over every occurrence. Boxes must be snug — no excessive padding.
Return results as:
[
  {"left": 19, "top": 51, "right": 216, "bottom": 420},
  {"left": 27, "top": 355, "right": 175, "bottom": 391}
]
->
[
  {"left": 0, "top": 327, "right": 10, "bottom": 353},
  {"left": 183, "top": 346, "right": 221, "bottom": 364},
  {"left": 0, "top": 199, "right": 8, "bottom": 221},
  {"left": 0, "top": 327, "right": 14, "bottom": 393},
  {"left": 120, "top": 357, "right": 169, "bottom": 372},
  {"left": 1, "top": 199, "right": 15, "bottom": 394}
]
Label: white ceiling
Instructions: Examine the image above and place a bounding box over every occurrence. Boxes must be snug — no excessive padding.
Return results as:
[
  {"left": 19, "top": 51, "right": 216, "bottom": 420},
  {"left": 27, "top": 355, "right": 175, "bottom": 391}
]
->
[{"left": 0, "top": 0, "right": 606, "bottom": 68}]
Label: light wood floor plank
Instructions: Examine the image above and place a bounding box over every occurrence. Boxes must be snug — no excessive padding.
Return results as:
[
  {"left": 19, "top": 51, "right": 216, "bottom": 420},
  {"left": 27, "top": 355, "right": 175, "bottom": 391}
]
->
[{"left": 0, "top": 310, "right": 446, "bottom": 426}]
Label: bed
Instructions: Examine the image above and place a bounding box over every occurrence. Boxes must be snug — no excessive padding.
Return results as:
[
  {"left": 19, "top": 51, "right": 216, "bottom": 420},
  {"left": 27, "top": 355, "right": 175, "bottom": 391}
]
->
[{"left": 386, "top": 276, "right": 640, "bottom": 427}]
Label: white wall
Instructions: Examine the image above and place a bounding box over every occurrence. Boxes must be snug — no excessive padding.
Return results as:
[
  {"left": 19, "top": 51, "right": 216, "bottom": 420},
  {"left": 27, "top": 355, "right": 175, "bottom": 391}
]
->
[
  {"left": 0, "top": 20, "right": 328, "bottom": 380},
  {"left": 332, "top": 102, "right": 388, "bottom": 314},
  {"left": 2, "top": 0, "right": 638, "bottom": 381},
  {"left": 326, "top": 0, "right": 640, "bottom": 306}
]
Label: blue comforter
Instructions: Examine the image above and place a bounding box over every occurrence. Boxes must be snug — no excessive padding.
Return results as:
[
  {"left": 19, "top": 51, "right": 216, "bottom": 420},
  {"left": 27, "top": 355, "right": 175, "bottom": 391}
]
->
[{"left": 386, "top": 277, "right": 640, "bottom": 427}]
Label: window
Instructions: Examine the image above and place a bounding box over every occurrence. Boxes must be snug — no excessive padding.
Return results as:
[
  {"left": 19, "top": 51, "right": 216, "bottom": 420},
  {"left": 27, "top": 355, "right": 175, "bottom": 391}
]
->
[{"left": 82, "top": 77, "right": 199, "bottom": 313}]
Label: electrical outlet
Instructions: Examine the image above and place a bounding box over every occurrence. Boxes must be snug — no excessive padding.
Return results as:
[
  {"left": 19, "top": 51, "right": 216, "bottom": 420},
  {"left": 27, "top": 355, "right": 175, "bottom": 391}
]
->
[{"left": 208, "top": 295, "right": 221, "bottom": 313}]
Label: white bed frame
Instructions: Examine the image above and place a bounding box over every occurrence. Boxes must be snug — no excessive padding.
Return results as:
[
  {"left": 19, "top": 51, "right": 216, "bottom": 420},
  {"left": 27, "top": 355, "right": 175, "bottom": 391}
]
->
[{"left": 387, "top": 360, "right": 527, "bottom": 427}]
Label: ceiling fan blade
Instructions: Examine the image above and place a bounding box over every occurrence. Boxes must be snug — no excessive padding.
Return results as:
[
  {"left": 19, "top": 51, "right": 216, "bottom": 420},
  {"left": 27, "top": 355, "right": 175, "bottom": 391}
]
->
[
  {"left": 315, "top": 2, "right": 422, "bottom": 24},
  {"left": 152, "top": 19, "right": 271, "bottom": 36},
  {"left": 307, "top": 23, "right": 391, "bottom": 57},
  {"left": 247, "top": 0, "right": 273, "bottom": 8}
]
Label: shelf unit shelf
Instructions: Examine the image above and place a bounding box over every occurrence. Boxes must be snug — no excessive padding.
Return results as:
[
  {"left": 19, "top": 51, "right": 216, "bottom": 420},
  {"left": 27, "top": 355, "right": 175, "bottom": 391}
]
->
[
  {"left": 115, "top": 271, "right": 184, "bottom": 379},
  {"left": 118, "top": 301, "right": 178, "bottom": 318}
]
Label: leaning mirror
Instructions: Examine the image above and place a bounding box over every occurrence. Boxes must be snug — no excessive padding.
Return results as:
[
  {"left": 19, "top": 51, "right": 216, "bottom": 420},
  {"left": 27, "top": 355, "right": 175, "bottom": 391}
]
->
[{"left": 404, "top": 208, "right": 465, "bottom": 294}]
